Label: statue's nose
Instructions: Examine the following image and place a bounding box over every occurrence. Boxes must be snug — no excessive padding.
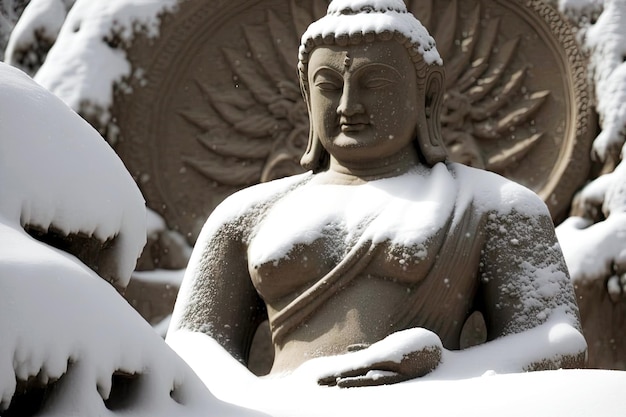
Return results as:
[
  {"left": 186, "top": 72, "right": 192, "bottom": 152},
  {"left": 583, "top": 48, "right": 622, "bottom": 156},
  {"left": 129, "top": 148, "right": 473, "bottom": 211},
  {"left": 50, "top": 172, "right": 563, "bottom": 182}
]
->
[{"left": 336, "top": 86, "right": 365, "bottom": 116}]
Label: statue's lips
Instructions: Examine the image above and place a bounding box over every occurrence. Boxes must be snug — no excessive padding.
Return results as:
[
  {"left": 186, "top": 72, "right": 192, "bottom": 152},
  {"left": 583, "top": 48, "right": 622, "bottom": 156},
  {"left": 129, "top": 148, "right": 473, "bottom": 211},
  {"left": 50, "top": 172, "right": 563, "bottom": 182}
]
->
[{"left": 340, "top": 122, "right": 369, "bottom": 132}]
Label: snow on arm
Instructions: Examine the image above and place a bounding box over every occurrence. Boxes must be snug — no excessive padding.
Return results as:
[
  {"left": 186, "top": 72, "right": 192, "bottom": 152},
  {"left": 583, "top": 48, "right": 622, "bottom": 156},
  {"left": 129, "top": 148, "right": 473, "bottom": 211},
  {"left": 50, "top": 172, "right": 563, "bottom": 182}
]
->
[
  {"left": 449, "top": 164, "right": 582, "bottom": 336},
  {"left": 452, "top": 162, "right": 549, "bottom": 218},
  {"left": 478, "top": 208, "right": 582, "bottom": 337},
  {"left": 431, "top": 317, "right": 587, "bottom": 378},
  {"left": 168, "top": 174, "right": 310, "bottom": 362},
  {"left": 446, "top": 164, "right": 586, "bottom": 370},
  {"left": 168, "top": 213, "right": 265, "bottom": 363}
]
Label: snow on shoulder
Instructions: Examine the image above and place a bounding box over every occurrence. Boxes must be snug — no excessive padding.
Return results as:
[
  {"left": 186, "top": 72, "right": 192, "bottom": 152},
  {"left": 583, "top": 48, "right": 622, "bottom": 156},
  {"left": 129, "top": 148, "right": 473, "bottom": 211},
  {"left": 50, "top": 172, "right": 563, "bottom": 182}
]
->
[
  {"left": 450, "top": 162, "right": 550, "bottom": 217},
  {"left": 0, "top": 62, "right": 145, "bottom": 286}
]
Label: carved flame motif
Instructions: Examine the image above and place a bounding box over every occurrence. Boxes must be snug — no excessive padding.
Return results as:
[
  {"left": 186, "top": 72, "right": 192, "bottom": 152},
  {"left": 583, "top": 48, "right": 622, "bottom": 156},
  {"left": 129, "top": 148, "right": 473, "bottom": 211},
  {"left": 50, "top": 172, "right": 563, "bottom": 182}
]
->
[
  {"left": 180, "top": 0, "right": 548, "bottom": 187},
  {"left": 416, "top": 0, "right": 550, "bottom": 171}
]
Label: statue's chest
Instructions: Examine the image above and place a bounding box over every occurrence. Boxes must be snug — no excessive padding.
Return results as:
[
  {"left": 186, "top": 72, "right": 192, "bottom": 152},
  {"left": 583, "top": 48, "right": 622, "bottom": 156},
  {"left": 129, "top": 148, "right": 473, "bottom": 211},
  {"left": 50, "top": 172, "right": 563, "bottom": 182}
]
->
[{"left": 247, "top": 181, "right": 452, "bottom": 303}]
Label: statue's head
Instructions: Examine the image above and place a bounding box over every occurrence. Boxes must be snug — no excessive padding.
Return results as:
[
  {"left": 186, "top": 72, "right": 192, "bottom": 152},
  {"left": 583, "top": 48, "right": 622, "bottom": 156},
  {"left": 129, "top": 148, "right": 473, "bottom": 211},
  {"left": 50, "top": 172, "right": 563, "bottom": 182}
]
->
[{"left": 298, "top": 0, "right": 447, "bottom": 172}]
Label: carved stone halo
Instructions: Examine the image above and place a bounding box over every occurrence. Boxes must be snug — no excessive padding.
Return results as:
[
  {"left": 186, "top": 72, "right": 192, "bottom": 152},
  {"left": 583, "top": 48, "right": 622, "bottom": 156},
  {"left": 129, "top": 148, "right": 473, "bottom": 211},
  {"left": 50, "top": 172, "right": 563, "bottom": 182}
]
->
[{"left": 112, "top": 0, "right": 594, "bottom": 244}]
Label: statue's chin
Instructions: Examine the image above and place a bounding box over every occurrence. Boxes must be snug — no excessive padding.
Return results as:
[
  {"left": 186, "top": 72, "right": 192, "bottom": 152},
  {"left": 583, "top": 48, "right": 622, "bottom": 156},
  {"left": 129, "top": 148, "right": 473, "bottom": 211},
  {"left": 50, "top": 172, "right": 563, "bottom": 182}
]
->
[{"left": 326, "top": 132, "right": 373, "bottom": 149}]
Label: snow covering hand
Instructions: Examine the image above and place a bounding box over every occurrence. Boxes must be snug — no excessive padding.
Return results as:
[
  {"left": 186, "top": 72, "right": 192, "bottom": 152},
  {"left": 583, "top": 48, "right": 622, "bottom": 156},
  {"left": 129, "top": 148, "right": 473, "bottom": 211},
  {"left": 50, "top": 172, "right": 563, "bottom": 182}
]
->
[{"left": 317, "top": 328, "right": 442, "bottom": 388}]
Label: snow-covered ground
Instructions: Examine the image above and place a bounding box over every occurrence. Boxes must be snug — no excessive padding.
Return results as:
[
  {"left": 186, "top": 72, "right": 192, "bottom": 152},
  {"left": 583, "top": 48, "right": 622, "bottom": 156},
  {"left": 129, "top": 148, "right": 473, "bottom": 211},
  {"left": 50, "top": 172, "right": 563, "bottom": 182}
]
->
[{"left": 169, "top": 330, "right": 626, "bottom": 417}]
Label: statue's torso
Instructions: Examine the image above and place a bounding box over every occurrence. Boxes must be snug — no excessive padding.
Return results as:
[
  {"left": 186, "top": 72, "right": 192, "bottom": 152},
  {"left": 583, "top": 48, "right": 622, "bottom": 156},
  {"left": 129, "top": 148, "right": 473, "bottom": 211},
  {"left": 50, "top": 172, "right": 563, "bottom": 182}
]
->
[{"left": 245, "top": 165, "right": 481, "bottom": 372}]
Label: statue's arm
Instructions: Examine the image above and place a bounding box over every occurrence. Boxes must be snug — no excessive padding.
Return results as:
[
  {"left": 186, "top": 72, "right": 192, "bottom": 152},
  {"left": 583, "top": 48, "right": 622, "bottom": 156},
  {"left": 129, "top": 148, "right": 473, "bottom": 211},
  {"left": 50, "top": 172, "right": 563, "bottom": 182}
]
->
[
  {"left": 478, "top": 208, "right": 587, "bottom": 369},
  {"left": 167, "top": 214, "right": 266, "bottom": 366}
]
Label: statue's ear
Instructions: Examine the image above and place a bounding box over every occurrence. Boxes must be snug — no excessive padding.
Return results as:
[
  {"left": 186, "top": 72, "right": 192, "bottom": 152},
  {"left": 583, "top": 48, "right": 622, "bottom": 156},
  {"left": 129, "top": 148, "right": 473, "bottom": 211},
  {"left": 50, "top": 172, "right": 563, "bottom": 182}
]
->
[
  {"left": 418, "top": 66, "right": 447, "bottom": 165},
  {"left": 300, "top": 83, "right": 329, "bottom": 172},
  {"left": 300, "top": 130, "right": 327, "bottom": 172}
]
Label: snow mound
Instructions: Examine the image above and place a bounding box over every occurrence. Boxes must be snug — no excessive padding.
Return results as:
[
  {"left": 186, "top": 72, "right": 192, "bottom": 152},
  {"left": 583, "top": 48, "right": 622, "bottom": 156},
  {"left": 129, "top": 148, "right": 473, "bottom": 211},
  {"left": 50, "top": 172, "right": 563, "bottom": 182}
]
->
[
  {"left": 0, "top": 223, "right": 261, "bottom": 416},
  {"left": 0, "top": 61, "right": 261, "bottom": 416},
  {"left": 582, "top": 0, "right": 626, "bottom": 162},
  {"left": 4, "top": 0, "right": 71, "bottom": 74},
  {"left": 0, "top": 62, "right": 145, "bottom": 287},
  {"left": 33, "top": 0, "right": 178, "bottom": 134}
]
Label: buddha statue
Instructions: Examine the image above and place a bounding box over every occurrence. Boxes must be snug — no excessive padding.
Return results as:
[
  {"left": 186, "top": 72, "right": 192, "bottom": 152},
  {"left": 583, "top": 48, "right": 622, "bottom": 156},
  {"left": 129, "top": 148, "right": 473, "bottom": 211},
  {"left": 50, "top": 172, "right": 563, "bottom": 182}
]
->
[{"left": 167, "top": 0, "right": 586, "bottom": 388}]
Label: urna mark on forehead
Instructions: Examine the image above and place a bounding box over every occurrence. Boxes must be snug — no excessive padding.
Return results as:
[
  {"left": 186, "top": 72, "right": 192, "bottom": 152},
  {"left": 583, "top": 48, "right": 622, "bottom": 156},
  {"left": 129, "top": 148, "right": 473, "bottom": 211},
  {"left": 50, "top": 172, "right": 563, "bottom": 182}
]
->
[{"left": 307, "top": 41, "right": 418, "bottom": 82}]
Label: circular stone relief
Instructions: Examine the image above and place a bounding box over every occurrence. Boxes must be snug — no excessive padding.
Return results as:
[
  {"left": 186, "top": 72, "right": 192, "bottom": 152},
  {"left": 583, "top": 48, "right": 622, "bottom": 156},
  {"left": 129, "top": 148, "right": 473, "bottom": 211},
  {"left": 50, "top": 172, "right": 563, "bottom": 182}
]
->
[{"left": 113, "top": 0, "right": 594, "bottom": 244}]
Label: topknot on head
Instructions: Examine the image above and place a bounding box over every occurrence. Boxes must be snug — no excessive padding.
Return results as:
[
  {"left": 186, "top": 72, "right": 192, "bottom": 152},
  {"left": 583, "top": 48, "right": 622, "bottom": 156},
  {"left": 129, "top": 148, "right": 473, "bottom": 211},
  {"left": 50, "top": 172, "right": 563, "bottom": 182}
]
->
[
  {"left": 327, "top": 0, "right": 408, "bottom": 15},
  {"left": 299, "top": 0, "right": 443, "bottom": 70}
]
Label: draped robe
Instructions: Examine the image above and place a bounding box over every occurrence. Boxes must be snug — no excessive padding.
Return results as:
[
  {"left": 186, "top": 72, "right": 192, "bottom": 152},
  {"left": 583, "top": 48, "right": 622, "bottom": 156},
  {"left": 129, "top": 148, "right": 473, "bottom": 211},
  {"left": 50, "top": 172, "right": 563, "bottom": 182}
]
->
[{"left": 169, "top": 162, "right": 581, "bottom": 371}]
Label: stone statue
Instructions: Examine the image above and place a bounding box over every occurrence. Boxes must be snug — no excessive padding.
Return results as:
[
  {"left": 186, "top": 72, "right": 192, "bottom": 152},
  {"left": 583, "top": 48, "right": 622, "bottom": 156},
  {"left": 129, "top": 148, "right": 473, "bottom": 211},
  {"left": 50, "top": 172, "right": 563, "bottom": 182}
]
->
[{"left": 167, "top": 0, "right": 586, "bottom": 387}]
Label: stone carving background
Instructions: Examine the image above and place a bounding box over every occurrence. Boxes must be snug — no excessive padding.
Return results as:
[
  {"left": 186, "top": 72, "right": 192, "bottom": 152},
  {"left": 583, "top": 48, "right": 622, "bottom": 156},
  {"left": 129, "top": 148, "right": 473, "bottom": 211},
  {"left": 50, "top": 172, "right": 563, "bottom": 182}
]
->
[{"left": 113, "top": 0, "right": 594, "bottom": 246}]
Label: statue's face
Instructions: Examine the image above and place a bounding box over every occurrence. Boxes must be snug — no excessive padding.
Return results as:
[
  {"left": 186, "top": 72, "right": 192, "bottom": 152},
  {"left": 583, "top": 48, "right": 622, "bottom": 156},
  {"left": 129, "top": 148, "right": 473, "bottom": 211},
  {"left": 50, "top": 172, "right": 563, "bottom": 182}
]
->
[{"left": 307, "top": 40, "right": 420, "bottom": 165}]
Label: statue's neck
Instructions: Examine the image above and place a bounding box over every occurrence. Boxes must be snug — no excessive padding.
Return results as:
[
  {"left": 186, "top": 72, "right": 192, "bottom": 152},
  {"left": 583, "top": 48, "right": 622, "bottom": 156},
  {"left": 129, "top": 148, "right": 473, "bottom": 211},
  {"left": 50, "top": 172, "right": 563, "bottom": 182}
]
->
[{"left": 324, "top": 147, "right": 421, "bottom": 184}]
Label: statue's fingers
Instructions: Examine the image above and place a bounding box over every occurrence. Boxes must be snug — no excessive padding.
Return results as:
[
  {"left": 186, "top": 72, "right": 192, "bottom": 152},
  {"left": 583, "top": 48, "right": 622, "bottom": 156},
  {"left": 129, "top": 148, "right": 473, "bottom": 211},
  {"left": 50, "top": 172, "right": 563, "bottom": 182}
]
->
[
  {"left": 336, "top": 371, "right": 402, "bottom": 388},
  {"left": 318, "top": 366, "right": 371, "bottom": 386},
  {"left": 318, "top": 362, "right": 397, "bottom": 386},
  {"left": 317, "top": 375, "right": 339, "bottom": 386}
]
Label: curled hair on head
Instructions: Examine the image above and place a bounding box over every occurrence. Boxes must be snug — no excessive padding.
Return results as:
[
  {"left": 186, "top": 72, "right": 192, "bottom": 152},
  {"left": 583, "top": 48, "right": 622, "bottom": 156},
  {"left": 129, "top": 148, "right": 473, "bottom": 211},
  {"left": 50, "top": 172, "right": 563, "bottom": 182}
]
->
[{"left": 298, "top": 30, "right": 430, "bottom": 99}]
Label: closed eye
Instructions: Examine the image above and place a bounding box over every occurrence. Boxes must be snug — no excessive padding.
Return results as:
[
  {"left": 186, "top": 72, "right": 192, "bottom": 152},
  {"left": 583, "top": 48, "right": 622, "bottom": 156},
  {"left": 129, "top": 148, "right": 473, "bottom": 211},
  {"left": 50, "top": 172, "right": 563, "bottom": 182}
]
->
[
  {"left": 312, "top": 67, "right": 343, "bottom": 92},
  {"left": 314, "top": 80, "right": 342, "bottom": 91},
  {"left": 363, "top": 78, "right": 395, "bottom": 89}
]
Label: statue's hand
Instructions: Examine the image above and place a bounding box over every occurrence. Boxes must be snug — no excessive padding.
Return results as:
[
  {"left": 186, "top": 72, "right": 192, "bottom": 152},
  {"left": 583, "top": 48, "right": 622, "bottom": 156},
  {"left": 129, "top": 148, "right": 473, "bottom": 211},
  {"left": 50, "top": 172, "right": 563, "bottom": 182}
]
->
[{"left": 317, "top": 328, "right": 442, "bottom": 388}]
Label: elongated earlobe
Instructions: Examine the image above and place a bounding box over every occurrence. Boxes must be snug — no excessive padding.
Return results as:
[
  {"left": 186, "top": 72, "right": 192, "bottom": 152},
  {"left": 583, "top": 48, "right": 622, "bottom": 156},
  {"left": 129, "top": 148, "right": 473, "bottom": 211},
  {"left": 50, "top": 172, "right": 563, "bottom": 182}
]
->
[
  {"left": 301, "top": 132, "right": 324, "bottom": 171},
  {"left": 417, "top": 67, "right": 447, "bottom": 165},
  {"left": 299, "top": 80, "right": 329, "bottom": 172}
]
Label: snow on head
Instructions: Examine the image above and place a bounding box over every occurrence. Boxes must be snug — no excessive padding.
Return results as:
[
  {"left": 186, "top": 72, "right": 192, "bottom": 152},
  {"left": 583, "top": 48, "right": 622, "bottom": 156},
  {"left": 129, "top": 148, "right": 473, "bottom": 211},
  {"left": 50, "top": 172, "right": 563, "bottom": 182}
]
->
[
  {"left": 299, "top": 0, "right": 442, "bottom": 67},
  {"left": 0, "top": 62, "right": 145, "bottom": 287}
]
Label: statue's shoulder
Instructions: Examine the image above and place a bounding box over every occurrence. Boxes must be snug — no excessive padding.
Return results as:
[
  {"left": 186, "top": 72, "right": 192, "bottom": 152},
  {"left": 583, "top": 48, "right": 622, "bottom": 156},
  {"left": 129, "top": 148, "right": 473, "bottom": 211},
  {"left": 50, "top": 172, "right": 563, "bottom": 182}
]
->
[
  {"left": 446, "top": 162, "right": 550, "bottom": 218},
  {"left": 202, "top": 171, "right": 314, "bottom": 233}
]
